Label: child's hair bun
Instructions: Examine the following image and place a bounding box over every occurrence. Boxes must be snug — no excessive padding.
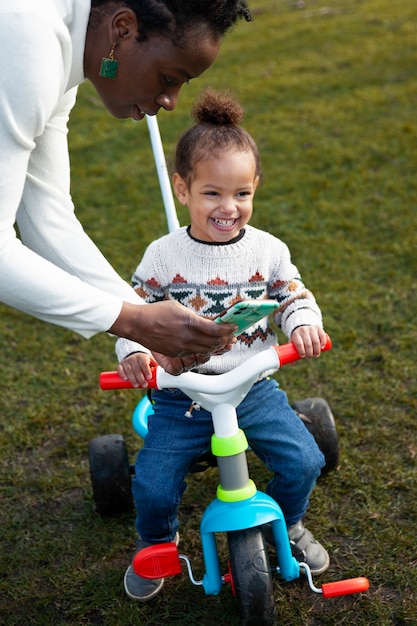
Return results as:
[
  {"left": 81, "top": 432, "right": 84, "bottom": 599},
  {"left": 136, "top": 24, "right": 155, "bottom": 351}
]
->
[{"left": 192, "top": 88, "right": 244, "bottom": 126}]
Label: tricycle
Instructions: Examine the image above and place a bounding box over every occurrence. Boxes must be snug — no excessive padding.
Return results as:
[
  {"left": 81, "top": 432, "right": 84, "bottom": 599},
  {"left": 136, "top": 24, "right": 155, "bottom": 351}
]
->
[{"left": 90, "top": 335, "right": 368, "bottom": 626}]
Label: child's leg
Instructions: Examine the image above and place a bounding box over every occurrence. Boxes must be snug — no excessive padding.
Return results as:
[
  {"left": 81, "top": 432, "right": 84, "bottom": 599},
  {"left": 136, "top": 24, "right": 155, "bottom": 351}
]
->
[
  {"left": 132, "top": 388, "right": 214, "bottom": 543},
  {"left": 238, "top": 377, "right": 325, "bottom": 526}
]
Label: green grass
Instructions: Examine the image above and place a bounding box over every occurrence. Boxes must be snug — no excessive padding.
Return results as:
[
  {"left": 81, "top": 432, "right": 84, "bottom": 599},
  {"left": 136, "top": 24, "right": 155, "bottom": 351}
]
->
[{"left": 1, "top": 0, "right": 416, "bottom": 624}]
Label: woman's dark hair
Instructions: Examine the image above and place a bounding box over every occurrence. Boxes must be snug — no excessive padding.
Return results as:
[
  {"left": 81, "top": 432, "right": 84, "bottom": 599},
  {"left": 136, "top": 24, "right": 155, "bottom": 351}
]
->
[
  {"left": 90, "top": 1, "right": 251, "bottom": 42},
  {"left": 175, "top": 89, "right": 261, "bottom": 186}
]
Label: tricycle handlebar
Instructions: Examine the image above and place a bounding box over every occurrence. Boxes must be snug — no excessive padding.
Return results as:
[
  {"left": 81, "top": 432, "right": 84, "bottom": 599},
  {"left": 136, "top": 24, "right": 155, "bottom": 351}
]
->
[
  {"left": 273, "top": 334, "right": 332, "bottom": 366},
  {"left": 99, "top": 335, "right": 332, "bottom": 392}
]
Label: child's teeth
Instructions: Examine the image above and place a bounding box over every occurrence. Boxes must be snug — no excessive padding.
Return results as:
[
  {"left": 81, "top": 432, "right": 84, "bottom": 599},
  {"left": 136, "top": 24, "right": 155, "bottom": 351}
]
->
[{"left": 214, "top": 219, "right": 234, "bottom": 225}]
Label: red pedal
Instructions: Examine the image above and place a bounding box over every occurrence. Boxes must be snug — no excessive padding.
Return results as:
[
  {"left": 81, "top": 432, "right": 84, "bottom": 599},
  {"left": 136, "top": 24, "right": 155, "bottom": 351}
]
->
[
  {"left": 322, "top": 577, "right": 369, "bottom": 598},
  {"left": 133, "top": 543, "right": 182, "bottom": 579}
]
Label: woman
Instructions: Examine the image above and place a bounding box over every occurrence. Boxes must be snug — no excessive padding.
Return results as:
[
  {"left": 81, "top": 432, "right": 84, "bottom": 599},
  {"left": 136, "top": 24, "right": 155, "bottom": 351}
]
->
[{"left": 0, "top": 0, "right": 251, "bottom": 371}]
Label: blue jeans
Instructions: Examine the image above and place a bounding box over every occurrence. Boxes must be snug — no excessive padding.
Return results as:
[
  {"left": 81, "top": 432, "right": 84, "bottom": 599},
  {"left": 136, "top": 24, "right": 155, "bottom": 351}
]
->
[{"left": 132, "top": 377, "right": 325, "bottom": 543}]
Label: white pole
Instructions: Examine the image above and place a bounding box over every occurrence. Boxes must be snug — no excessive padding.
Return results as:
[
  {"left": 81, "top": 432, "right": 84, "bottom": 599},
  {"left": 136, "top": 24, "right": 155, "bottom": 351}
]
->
[{"left": 146, "top": 115, "right": 180, "bottom": 233}]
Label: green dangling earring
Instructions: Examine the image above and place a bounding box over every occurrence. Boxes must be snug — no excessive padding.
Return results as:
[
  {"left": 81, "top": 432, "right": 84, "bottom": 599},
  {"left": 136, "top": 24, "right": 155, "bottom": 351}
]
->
[{"left": 99, "top": 43, "right": 118, "bottom": 79}]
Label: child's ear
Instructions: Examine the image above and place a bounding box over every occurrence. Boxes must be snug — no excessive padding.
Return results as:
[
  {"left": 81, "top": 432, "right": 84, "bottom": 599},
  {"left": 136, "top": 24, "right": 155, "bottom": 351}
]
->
[{"left": 172, "top": 173, "right": 188, "bottom": 205}]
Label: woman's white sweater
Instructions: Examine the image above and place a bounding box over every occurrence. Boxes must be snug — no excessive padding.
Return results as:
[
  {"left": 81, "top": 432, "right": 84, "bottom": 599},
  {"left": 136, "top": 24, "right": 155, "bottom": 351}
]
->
[{"left": 0, "top": 0, "right": 142, "bottom": 338}]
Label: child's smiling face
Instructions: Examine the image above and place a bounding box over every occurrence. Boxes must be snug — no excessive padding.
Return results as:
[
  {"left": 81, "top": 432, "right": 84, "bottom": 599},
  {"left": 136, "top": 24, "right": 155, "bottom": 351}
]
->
[{"left": 173, "top": 150, "right": 259, "bottom": 243}]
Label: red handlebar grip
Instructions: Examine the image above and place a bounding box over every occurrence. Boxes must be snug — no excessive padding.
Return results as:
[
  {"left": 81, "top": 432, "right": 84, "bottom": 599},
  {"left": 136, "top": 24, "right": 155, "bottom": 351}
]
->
[
  {"left": 321, "top": 577, "right": 369, "bottom": 598},
  {"left": 99, "top": 367, "right": 159, "bottom": 390},
  {"left": 276, "top": 334, "right": 332, "bottom": 366},
  {"left": 99, "top": 371, "right": 134, "bottom": 389}
]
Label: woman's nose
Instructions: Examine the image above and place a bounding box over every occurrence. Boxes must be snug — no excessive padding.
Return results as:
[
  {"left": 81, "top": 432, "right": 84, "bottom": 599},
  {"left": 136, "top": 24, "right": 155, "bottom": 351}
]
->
[{"left": 155, "top": 91, "right": 179, "bottom": 112}]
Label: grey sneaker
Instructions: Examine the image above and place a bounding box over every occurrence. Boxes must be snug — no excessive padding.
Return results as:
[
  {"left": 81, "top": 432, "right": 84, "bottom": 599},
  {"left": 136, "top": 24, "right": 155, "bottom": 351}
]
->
[
  {"left": 288, "top": 521, "right": 330, "bottom": 575},
  {"left": 263, "top": 520, "right": 330, "bottom": 576},
  {"left": 124, "top": 532, "right": 179, "bottom": 602}
]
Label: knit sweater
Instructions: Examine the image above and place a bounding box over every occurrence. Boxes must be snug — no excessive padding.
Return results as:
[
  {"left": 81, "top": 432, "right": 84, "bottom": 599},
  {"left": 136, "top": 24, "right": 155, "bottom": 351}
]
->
[
  {"left": 0, "top": 0, "right": 142, "bottom": 338},
  {"left": 116, "top": 225, "right": 323, "bottom": 375}
]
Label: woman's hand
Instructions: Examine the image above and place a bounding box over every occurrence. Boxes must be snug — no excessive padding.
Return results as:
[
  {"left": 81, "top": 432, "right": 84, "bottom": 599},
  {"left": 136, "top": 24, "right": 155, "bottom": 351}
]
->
[
  {"left": 152, "top": 351, "right": 212, "bottom": 375},
  {"left": 109, "top": 300, "right": 237, "bottom": 358}
]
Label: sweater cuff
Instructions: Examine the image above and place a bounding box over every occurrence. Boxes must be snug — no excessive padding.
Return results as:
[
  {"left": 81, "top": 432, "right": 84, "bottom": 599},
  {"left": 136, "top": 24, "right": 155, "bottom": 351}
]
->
[
  {"left": 115, "top": 337, "right": 151, "bottom": 362},
  {"left": 282, "top": 310, "right": 323, "bottom": 338}
]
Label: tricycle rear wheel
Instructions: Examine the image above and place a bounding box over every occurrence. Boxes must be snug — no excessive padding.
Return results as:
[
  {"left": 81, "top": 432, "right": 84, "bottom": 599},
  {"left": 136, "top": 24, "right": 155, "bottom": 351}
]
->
[
  {"left": 292, "top": 397, "right": 339, "bottom": 474},
  {"left": 88, "top": 434, "right": 133, "bottom": 515}
]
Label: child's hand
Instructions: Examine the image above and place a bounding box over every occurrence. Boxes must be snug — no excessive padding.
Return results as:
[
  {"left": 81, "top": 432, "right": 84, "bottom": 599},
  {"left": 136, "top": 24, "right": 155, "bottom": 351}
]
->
[
  {"left": 291, "top": 326, "right": 328, "bottom": 359},
  {"left": 117, "top": 352, "right": 155, "bottom": 388}
]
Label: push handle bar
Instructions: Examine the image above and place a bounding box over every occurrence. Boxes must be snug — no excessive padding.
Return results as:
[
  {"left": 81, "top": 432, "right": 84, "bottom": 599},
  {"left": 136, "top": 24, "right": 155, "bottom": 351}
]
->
[{"left": 99, "top": 335, "right": 332, "bottom": 391}]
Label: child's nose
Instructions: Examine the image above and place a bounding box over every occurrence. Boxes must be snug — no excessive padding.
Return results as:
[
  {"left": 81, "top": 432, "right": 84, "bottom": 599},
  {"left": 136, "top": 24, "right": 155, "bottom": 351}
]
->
[{"left": 220, "top": 197, "right": 237, "bottom": 213}]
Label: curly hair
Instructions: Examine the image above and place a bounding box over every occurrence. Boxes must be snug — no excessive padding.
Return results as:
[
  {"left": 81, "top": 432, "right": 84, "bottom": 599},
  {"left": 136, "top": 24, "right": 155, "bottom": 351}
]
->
[
  {"left": 175, "top": 89, "right": 261, "bottom": 185},
  {"left": 89, "top": 1, "right": 251, "bottom": 42}
]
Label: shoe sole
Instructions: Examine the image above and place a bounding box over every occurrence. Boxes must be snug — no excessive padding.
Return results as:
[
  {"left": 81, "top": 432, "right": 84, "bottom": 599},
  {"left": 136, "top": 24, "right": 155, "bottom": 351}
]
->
[
  {"left": 297, "top": 553, "right": 330, "bottom": 576},
  {"left": 124, "top": 533, "right": 180, "bottom": 601},
  {"left": 124, "top": 566, "right": 164, "bottom": 602}
]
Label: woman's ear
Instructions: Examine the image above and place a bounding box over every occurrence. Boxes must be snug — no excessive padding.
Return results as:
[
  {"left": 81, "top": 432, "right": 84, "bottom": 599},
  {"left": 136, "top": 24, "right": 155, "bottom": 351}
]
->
[
  {"left": 172, "top": 173, "right": 188, "bottom": 205},
  {"left": 110, "top": 8, "right": 138, "bottom": 43}
]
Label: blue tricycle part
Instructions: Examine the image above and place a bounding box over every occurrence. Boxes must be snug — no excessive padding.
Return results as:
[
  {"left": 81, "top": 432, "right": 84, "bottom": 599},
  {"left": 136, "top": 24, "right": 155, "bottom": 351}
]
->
[
  {"left": 133, "top": 397, "right": 300, "bottom": 595},
  {"left": 200, "top": 491, "right": 300, "bottom": 595},
  {"left": 132, "top": 396, "right": 153, "bottom": 438}
]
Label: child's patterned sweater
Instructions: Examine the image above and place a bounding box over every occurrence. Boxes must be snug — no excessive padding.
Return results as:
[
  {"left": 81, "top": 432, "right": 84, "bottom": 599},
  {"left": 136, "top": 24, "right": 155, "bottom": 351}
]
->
[{"left": 116, "top": 225, "right": 323, "bottom": 376}]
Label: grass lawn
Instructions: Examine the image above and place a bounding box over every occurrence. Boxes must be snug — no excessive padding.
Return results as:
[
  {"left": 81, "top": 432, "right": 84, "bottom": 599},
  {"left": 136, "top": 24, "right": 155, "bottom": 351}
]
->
[{"left": 1, "top": 1, "right": 416, "bottom": 624}]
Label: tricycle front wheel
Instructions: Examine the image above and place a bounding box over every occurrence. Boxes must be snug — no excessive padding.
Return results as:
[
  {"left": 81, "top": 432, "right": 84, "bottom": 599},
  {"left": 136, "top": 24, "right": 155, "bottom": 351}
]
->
[{"left": 227, "top": 527, "right": 276, "bottom": 626}]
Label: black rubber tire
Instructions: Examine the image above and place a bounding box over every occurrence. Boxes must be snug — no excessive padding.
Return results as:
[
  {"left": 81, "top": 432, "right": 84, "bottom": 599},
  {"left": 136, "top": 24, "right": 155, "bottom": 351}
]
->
[
  {"left": 227, "top": 527, "right": 276, "bottom": 626},
  {"left": 292, "top": 397, "right": 339, "bottom": 474},
  {"left": 88, "top": 434, "right": 133, "bottom": 515}
]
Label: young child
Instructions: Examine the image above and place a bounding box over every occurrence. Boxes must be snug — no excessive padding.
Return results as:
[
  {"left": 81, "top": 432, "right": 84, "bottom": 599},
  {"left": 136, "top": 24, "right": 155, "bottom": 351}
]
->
[{"left": 116, "top": 89, "right": 330, "bottom": 602}]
